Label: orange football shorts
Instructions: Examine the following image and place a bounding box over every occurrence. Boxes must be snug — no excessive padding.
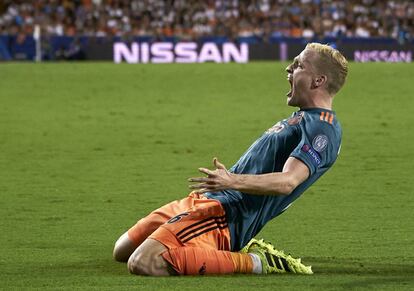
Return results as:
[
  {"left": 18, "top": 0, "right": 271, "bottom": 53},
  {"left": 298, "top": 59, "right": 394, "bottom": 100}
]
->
[{"left": 127, "top": 192, "right": 231, "bottom": 251}]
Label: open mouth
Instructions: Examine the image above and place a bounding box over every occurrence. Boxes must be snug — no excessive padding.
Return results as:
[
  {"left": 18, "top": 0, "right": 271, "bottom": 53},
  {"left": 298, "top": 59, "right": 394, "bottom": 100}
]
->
[{"left": 287, "top": 74, "right": 293, "bottom": 97}]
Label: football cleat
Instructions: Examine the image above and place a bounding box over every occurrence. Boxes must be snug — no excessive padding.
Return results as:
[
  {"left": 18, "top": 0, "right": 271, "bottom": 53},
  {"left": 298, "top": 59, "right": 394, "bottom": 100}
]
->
[{"left": 241, "top": 238, "right": 313, "bottom": 275}]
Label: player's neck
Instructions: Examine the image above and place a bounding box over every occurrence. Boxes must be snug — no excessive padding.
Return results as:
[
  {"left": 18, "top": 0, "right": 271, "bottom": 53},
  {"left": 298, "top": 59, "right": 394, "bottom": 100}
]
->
[{"left": 300, "top": 91, "right": 333, "bottom": 111}]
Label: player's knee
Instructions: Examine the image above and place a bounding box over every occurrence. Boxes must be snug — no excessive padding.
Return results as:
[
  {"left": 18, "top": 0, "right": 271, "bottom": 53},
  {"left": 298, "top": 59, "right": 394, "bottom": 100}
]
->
[
  {"left": 113, "top": 244, "right": 127, "bottom": 262},
  {"left": 127, "top": 250, "right": 152, "bottom": 275},
  {"left": 127, "top": 249, "right": 170, "bottom": 276},
  {"left": 127, "top": 238, "right": 170, "bottom": 276},
  {"left": 113, "top": 232, "right": 137, "bottom": 262},
  {"left": 127, "top": 252, "right": 142, "bottom": 274}
]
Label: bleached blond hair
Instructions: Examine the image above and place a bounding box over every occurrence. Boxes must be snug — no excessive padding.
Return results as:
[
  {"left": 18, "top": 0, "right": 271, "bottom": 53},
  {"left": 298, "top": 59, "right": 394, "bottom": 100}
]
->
[{"left": 306, "top": 43, "right": 348, "bottom": 95}]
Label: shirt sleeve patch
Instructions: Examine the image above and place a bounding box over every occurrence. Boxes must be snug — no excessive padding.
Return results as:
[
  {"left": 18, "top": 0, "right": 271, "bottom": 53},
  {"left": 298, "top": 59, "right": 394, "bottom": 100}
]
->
[
  {"left": 301, "top": 144, "right": 321, "bottom": 166},
  {"left": 312, "top": 134, "right": 328, "bottom": 152}
]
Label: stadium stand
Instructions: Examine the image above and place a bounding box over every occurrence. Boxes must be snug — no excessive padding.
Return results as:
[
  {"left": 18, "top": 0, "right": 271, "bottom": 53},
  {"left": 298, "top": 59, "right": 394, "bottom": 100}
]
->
[
  {"left": 1, "top": 0, "right": 413, "bottom": 40},
  {"left": 0, "top": 0, "right": 413, "bottom": 61}
]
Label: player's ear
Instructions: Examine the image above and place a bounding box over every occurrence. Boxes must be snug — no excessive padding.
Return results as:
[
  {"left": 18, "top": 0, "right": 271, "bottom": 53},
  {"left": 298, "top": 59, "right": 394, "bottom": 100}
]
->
[{"left": 312, "top": 75, "right": 327, "bottom": 89}]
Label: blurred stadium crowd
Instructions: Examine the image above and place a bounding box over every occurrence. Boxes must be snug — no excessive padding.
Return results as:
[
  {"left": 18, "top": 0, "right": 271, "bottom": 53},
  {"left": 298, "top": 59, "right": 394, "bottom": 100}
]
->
[{"left": 0, "top": 0, "right": 413, "bottom": 41}]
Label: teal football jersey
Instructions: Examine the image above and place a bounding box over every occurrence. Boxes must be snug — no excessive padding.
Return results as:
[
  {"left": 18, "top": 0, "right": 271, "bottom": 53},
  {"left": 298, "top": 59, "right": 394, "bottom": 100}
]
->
[{"left": 204, "top": 108, "right": 342, "bottom": 251}]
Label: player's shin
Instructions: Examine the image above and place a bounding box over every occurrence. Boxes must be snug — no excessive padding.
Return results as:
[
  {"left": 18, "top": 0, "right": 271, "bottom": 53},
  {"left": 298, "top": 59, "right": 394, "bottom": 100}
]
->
[{"left": 161, "top": 247, "right": 256, "bottom": 275}]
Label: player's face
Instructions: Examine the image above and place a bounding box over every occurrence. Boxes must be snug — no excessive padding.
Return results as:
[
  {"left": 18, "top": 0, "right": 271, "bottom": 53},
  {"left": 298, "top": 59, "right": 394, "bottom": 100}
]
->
[{"left": 285, "top": 49, "right": 318, "bottom": 107}]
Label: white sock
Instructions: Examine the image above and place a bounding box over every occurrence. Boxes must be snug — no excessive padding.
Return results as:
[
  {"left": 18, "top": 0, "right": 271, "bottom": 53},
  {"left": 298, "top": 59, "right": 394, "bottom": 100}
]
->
[{"left": 248, "top": 253, "right": 263, "bottom": 274}]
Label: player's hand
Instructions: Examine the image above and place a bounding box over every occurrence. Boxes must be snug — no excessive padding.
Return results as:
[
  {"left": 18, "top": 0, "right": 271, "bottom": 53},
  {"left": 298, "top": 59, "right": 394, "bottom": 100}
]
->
[{"left": 188, "top": 157, "right": 235, "bottom": 193}]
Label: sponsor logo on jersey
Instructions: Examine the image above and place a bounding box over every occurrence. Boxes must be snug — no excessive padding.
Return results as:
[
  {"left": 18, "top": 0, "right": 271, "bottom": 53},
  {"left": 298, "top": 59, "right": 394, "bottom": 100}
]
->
[
  {"left": 312, "top": 134, "right": 328, "bottom": 152},
  {"left": 301, "top": 144, "right": 321, "bottom": 166}
]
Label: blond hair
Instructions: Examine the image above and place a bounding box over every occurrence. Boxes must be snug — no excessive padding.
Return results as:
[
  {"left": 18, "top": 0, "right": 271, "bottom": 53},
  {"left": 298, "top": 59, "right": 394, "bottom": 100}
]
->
[{"left": 305, "top": 43, "right": 348, "bottom": 95}]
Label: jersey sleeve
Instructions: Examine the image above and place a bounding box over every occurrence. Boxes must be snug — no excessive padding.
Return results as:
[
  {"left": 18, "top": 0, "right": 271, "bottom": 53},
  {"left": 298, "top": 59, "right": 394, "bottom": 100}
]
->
[{"left": 290, "top": 122, "right": 339, "bottom": 176}]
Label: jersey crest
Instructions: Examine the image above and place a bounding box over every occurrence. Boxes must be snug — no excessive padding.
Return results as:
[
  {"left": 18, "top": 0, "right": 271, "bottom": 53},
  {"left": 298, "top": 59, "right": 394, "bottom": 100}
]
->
[
  {"left": 267, "top": 112, "right": 305, "bottom": 134},
  {"left": 266, "top": 121, "right": 285, "bottom": 133},
  {"left": 287, "top": 111, "right": 304, "bottom": 125}
]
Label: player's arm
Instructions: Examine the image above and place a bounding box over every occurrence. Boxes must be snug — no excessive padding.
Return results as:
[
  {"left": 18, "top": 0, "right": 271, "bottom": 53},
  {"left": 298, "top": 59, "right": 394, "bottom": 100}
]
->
[{"left": 188, "top": 157, "right": 309, "bottom": 196}]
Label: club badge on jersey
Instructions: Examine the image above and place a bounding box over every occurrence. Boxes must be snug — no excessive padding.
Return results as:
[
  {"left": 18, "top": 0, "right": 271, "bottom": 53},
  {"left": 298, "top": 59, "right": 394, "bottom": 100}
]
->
[
  {"left": 287, "top": 111, "right": 304, "bottom": 125},
  {"left": 266, "top": 112, "right": 305, "bottom": 134},
  {"left": 266, "top": 121, "right": 285, "bottom": 134}
]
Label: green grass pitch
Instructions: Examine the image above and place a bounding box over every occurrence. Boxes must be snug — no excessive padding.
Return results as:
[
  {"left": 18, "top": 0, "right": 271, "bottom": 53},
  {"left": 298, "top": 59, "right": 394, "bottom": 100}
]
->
[{"left": 0, "top": 62, "right": 413, "bottom": 290}]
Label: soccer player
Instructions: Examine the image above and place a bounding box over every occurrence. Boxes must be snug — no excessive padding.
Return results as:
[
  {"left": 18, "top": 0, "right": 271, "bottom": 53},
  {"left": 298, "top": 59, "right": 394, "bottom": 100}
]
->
[{"left": 113, "top": 43, "right": 348, "bottom": 276}]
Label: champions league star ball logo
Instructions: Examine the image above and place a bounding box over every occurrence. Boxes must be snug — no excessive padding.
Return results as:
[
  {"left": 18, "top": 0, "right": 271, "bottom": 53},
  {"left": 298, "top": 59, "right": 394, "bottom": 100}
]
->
[
  {"left": 312, "top": 135, "right": 328, "bottom": 152},
  {"left": 301, "top": 144, "right": 310, "bottom": 152}
]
